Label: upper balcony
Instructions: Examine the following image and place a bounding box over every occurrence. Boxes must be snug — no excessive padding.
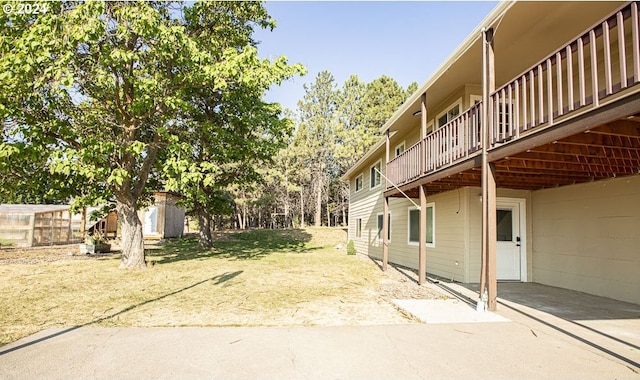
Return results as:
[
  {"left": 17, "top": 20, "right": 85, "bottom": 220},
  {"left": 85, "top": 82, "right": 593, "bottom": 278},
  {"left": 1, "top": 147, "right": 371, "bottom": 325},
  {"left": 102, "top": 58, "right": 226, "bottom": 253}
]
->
[{"left": 386, "top": 1, "right": 640, "bottom": 194}]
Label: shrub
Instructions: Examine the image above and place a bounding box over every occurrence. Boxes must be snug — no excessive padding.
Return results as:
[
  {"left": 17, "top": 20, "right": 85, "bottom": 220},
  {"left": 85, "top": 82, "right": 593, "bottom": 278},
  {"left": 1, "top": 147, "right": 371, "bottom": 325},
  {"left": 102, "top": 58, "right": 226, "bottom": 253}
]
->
[{"left": 347, "top": 240, "right": 356, "bottom": 255}]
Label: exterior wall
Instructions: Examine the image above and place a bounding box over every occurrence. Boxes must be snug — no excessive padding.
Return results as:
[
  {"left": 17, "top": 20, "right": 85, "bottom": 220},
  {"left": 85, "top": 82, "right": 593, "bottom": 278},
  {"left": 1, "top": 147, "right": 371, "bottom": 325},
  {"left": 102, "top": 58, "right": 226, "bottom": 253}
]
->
[
  {"left": 423, "top": 190, "right": 467, "bottom": 282},
  {"left": 349, "top": 179, "right": 473, "bottom": 283},
  {"left": 163, "top": 193, "right": 185, "bottom": 238},
  {"left": 348, "top": 155, "right": 385, "bottom": 258},
  {"left": 139, "top": 192, "right": 185, "bottom": 239},
  {"left": 466, "top": 187, "right": 533, "bottom": 283},
  {"left": 531, "top": 175, "right": 640, "bottom": 305}
]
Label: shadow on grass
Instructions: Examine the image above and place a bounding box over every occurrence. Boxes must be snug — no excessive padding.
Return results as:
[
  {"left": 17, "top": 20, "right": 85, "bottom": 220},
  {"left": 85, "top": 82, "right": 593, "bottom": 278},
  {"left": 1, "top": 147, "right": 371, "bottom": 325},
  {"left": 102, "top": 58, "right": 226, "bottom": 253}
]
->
[
  {"left": 150, "top": 229, "right": 316, "bottom": 265},
  {"left": 0, "top": 270, "right": 243, "bottom": 356}
]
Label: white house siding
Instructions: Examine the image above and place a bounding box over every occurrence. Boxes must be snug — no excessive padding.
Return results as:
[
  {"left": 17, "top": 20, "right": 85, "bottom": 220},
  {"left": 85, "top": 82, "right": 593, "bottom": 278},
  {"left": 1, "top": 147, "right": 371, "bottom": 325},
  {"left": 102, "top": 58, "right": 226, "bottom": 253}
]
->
[
  {"left": 377, "top": 189, "right": 470, "bottom": 283},
  {"left": 531, "top": 175, "right": 640, "bottom": 305},
  {"left": 424, "top": 190, "right": 467, "bottom": 282},
  {"left": 348, "top": 158, "right": 385, "bottom": 257}
]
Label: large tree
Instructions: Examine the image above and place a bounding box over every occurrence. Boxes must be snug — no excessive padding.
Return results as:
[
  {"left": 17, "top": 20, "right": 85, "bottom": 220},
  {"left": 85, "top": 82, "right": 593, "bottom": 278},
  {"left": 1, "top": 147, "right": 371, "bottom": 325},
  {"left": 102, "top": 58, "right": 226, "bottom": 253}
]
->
[
  {"left": 0, "top": 1, "right": 302, "bottom": 267},
  {"left": 287, "top": 73, "right": 416, "bottom": 227},
  {"left": 294, "top": 70, "right": 339, "bottom": 227}
]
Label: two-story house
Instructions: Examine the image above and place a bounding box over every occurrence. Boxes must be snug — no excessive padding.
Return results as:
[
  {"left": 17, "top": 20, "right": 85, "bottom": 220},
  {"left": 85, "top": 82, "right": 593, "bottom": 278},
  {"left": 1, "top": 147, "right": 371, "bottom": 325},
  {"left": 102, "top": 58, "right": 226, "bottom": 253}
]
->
[{"left": 342, "top": 1, "right": 640, "bottom": 310}]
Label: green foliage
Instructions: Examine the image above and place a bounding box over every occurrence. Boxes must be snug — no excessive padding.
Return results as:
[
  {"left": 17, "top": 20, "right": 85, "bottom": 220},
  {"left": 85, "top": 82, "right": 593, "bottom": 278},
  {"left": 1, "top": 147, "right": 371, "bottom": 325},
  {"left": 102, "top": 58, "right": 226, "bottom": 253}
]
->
[
  {"left": 159, "top": 2, "right": 305, "bottom": 245},
  {"left": 0, "top": 1, "right": 304, "bottom": 262},
  {"left": 347, "top": 240, "right": 356, "bottom": 255},
  {"left": 283, "top": 71, "right": 414, "bottom": 228}
]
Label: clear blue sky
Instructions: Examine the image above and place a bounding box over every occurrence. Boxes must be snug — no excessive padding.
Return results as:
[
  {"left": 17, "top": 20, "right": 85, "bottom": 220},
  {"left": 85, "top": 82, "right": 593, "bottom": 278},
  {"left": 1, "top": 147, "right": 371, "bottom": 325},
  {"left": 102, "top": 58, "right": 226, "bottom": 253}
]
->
[{"left": 254, "top": 1, "right": 498, "bottom": 112}]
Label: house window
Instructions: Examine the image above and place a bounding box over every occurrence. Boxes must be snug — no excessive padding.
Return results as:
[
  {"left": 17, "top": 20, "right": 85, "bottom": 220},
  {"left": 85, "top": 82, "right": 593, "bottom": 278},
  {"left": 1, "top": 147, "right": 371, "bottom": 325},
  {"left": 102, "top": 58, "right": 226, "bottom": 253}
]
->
[
  {"left": 370, "top": 161, "right": 381, "bottom": 189},
  {"left": 394, "top": 142, "right": 405, "bottom": 157},
  {"left": 355, "top": 218, "right": 362, "bottom": 238},
  {"left": 376, "top": 212, "right": 391, "bottom": 241},
  {"left": 355, "top": 174, "right": 363, "bottom": 192},
  {"left": 437, "top": 103, "right": 461, "bottom": 127},
  {"left": 496, "top": 100, "right": 513, "bottom": 135},
  {"left": 408, "top": 204, "right": 435, "bottom": 247}
]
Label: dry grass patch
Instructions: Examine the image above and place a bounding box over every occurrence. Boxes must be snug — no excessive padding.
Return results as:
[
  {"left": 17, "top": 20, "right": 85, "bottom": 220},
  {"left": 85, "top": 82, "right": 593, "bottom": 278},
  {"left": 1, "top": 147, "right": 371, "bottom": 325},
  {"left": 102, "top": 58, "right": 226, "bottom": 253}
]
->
[{"left": 1, "top": 227, "right": 413, "bottom": 346}]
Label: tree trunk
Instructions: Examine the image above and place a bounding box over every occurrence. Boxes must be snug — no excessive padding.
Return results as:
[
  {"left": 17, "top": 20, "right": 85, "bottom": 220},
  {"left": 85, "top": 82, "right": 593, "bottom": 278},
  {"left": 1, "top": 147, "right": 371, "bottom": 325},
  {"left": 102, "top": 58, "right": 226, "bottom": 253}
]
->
[
  {"left": 315, "top": 182, "right": 322, "bottom": 227},
  {"left": 117, "top": 199, "right": 146, "bottom": 269},
  {"left": 300, "top": 185, "right": 305, "bottom": 229},
  {"left": 341, "top": 206, "right": 346, "bottom": 227},
  {"left": 243, "top": 204, "right": 248, "bottom": 229},
  {"left": 284, "top": 188, "right": 290, "bottom": 228},
  {"left": 196, "top": 210, "right": 213, "bottom": 248},
  {"left": 326, "top": 203, "right": 330, "bottom": 227}
]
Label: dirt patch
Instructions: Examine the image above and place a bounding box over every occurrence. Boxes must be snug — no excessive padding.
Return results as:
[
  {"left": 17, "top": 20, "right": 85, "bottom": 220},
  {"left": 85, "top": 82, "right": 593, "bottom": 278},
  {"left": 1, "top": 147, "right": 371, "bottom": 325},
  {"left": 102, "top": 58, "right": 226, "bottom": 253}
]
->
[{"left": 0, "top": 245, "right": 93, "bottom": 265}]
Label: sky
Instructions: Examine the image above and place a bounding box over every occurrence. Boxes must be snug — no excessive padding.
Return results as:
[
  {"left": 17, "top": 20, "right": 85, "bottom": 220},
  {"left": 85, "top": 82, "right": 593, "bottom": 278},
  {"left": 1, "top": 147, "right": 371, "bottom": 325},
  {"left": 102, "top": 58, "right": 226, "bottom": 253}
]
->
[{"left": 253, "top": 1, "right": 498, "bottom": 113}]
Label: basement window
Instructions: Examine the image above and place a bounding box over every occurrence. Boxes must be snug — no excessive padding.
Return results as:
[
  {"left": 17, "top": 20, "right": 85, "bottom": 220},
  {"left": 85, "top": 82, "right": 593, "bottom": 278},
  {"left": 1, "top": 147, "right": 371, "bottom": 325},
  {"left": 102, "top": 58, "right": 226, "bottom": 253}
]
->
[
  {"left": 408, "top": 204, "right": 435, "bottom": 247},
  {"left": 376, "top": 212, "right": 391, "bottom": 241}
]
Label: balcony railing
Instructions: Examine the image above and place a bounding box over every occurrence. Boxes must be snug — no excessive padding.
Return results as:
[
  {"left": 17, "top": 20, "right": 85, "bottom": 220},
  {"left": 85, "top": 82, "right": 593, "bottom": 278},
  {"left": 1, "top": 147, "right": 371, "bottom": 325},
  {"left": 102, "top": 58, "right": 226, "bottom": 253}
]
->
[
  {"left": 387, "top": 103, "right": 482, "bottom": 188},
  {"left": 386, "top": 2, "right": 640, "bottom": 190},
  {"left": 489, "top": 1, "right": 640, "bottom": 145}
]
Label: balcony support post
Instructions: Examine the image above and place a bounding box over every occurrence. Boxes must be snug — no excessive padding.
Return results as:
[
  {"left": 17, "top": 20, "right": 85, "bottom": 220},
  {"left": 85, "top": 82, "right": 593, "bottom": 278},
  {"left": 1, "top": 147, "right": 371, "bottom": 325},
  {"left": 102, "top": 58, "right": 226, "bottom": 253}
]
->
[
  {"left": 419, "top": 184, "right": 427, "bottom": 285},
  {"left": 383, "top": 130, "right": 390, "bottom": 271},
  {"left": 481, "top": 27, "right": 498, "bottom": 311},
  {"left": 383, "top": 196, "right": 389, "bottom": 272}
]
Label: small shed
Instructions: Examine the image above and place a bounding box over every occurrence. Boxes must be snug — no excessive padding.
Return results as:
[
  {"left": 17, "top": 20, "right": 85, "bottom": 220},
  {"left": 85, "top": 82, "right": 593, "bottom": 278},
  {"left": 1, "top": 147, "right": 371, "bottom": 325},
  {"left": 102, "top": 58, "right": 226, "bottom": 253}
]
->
[
  {"left": 0, "top": 204, "right": 81, "bottom": 247},
  {"left": 138, "top": 192, "right": 185, "bottom": 240}
]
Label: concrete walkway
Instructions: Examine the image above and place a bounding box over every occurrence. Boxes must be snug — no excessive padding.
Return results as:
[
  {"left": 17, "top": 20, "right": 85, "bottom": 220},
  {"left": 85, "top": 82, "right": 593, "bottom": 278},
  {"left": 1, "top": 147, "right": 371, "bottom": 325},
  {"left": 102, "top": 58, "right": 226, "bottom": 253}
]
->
[
  {"left": 1, "top": 318, "right": 639, "bottom": 379},
  {"left": 0, "top": 324, "right": 636, "bottom": 380},
  {"left": 2, "top": 280, "right": 639, "bottom": 379}
]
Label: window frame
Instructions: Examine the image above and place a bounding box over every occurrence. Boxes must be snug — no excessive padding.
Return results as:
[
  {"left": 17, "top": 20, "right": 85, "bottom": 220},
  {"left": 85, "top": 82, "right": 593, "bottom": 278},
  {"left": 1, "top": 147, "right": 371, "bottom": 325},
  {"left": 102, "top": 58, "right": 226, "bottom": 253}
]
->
[
  {"left": 369, "top": 160, "right": 382, "bottom": 190},
  {"left": 407, "top": 203, "right": 435, "bottom": 248},
  {"left": 436, "top": 98, "right": 462, "bottom": 128},
  {"left": 376, "top": 212, "right": 391, "bottom": 242},
  {"left": 394, "top": 141, "right": 406, "bottom": 158},
  {"left": 355, "top": 174, "right": 363, "bottom": 193},
  {"left": 355, "top": 218, "right": 362, "bottom": 239}
]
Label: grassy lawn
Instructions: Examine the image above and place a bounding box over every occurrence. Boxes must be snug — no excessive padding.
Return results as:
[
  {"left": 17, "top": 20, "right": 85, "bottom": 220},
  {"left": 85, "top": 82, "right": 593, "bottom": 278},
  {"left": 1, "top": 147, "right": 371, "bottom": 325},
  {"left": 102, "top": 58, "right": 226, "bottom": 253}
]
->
[{"left": 0, "top": 228, "right": 402, "bottom": 346}]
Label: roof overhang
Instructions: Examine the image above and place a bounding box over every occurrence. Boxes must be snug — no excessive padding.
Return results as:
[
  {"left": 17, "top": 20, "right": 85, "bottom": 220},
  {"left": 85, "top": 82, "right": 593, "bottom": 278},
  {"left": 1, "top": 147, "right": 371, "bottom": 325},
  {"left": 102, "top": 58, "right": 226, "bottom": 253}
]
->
[
  {"left": 341, "top": 131, "right": 396, "bottom": 181},
  {"left": 379, "top": 1, "right": 514, "bottom": 134}
]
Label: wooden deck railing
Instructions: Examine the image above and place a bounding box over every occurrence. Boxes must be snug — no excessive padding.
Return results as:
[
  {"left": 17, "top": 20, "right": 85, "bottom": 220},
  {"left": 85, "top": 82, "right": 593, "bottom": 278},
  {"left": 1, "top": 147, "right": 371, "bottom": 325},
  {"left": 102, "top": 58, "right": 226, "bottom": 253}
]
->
[
  {"left": 386, "top": 2, "right": 640, "bottom": 190},
  {"left": 489, "top": 1, "right": 640, "bottom": 145},
  {"left": 386, "top": 139, "right": 422, "bottom": 187},
  {"left": 386, "top": 103, "right": 482, "bottom": 188},
  {"left": 425, "top": 102, "right": 482, "bottom": 173}
]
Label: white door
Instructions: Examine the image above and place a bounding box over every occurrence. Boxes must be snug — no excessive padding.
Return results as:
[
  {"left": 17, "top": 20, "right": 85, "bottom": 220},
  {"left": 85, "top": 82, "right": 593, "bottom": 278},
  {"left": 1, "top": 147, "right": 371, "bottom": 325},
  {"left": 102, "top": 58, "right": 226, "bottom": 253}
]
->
[
  {"left": 144, "top": 207, "right": 158, "bottom": 234},
  {"left": 496, "top": 200, "right": 522, "bottom": 280}
]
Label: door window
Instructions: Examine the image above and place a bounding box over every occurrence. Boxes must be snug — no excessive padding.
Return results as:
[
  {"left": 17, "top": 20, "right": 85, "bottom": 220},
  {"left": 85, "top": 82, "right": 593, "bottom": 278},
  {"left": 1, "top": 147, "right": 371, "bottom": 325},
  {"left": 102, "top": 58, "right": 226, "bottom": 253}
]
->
[{"left": 496, "top": 209, "right": 513, "bottom": 241}]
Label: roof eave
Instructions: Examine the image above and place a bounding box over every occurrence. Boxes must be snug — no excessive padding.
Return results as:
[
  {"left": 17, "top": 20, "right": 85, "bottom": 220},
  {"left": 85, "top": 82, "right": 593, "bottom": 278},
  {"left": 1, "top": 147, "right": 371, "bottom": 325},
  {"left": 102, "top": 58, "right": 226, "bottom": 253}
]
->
[{"left": 378, "top": 0, "right": 515, "bottom": 134}]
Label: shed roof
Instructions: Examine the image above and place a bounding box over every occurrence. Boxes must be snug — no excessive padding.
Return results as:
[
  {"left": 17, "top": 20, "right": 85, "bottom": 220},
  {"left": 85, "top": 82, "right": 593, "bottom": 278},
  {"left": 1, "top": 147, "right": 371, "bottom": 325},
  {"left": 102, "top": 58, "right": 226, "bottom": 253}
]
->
[{"left": 0, "top": 204, "right": 70, "bottom": 214}]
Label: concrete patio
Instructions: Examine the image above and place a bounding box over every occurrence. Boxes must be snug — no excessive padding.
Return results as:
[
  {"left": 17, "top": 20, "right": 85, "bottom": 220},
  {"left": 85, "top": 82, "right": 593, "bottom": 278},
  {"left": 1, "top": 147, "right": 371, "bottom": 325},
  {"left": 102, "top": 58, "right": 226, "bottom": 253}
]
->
[{"left": 439, "top": 280, "right": 640, "bottom": 371}]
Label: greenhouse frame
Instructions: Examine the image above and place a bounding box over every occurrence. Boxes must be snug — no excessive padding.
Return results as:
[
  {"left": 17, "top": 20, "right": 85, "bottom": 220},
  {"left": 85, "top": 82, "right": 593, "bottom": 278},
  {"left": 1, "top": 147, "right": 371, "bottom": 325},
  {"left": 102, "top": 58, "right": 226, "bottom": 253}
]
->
[{"left": 0, "top": 204, "right": 82, "bottom": 247}]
